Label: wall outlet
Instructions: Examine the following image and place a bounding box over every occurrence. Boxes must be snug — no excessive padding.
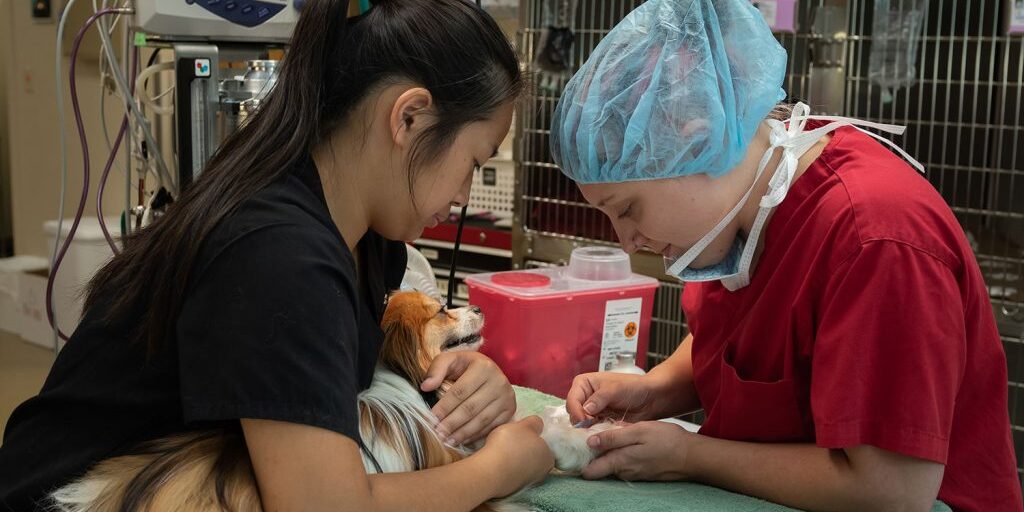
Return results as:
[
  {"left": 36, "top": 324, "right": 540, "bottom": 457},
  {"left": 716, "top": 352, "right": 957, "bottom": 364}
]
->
[{"left": 31, "top": 0, "right": 61, "bottom": 22}]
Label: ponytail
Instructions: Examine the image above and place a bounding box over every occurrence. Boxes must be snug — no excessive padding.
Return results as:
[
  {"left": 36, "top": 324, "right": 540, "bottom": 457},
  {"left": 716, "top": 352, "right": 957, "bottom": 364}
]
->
[{"left": 85, "top": 0, "right": 523, "bottom": 353}]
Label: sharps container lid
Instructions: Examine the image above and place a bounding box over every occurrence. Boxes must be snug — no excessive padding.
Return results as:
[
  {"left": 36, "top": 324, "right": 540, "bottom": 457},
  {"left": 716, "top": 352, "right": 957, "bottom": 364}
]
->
[{"left": 566, "top": 246, "right": 631, "bottom": 281}]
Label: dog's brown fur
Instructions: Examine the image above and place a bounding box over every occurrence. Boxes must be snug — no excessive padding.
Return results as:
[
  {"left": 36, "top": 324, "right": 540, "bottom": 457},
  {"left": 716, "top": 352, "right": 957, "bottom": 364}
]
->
[{"left": 48, "top": 291, "right": 499, "bottom": 512}]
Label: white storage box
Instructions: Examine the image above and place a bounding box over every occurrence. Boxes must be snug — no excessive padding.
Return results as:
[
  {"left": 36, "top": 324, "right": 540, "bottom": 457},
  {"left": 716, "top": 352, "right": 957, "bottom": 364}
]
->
[
  {"left": 18, "top": 267, "right": 54, "bottom": 350},
  {"left": 0, "top": 256, "right": 49, "bottom": 338},
  {"left": 43, "top": 217, "right": 119, "bottom": 340}
]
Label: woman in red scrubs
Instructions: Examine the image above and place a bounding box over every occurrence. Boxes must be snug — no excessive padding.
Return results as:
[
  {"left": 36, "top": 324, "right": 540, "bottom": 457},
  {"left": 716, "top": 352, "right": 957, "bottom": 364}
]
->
[{"left": 553, "top": 0, "right": 1022, "bottom": 510}]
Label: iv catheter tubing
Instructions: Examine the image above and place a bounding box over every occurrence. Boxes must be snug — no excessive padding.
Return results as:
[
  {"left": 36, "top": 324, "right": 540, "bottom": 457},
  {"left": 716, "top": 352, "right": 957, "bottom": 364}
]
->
[
  {"left": 97, "top": 1, "right": 145, "bottom": 185},
  {"left": 97, "top": 45, "right": 137, "bottom": 255},
  {"left": 100, "top": 26, "right": 170, "bottom": 193},
  {"left": 98, "top": 81, "right": 129, "bottom": 178},
  {"left": 51, "top": 0, "right": 81, "bottom": 351},
  {"left": 97, "top": 125, "right": 128, "bottom": 254},
  {"left": 122, "top": 5, "right": 131, "bottom": 240},
  {"left": 45, "top": 7, "right": 129, "bottom": 343},
  {"left": 97, "top": 22, "right": 170, "bottom": 192},
  {"left": 95, "top": 11, "right": 177, "bottom": 196},
  {"left": 135, "top": 62, "right": 175, "bottom": 115}
]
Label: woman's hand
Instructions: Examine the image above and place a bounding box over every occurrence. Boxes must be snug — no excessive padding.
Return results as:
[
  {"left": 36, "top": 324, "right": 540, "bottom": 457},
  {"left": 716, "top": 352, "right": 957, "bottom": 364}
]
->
[
  {"left": 566, "top": 372, "right": 670, "bottom": 425},
  {"left": 581, "top": 421, "right": 698, "bottom": 482},
  {"left": 421, "top": 352, "right": 516, "bottom": 446},
  {"left": 568, "top": 335, "right": 701, "bottom": 425},
  {"left": 478, "top": 416, "right": 555, "bottom": 496}
]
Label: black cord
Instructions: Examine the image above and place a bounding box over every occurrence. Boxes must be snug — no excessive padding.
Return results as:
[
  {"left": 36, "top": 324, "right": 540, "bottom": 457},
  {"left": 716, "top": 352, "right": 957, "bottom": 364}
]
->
[
  {"left": 445, "top": 0, "right": 481, "bottom": 308},
  {"left": 447, "top": 204, "right": 468, "bottom": 308},
  {"left": 142, "top": 47, "right": 161, "bottom": 91},
  {"left": 358, "top": 437, "right": 384, "bottom": 474}
]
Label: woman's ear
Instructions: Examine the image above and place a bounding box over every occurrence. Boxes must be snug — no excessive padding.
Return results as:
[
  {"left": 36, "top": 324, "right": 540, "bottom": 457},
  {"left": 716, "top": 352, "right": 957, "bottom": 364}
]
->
[{"left": 390, "top": 87, "right": 434, "bottom": 148}]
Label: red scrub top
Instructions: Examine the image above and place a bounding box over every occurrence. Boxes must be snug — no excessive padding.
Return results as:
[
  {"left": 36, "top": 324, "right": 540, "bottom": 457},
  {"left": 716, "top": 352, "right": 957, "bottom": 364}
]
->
[{"left": 682, "top": 121, "right": 1022, "bottom": 512}]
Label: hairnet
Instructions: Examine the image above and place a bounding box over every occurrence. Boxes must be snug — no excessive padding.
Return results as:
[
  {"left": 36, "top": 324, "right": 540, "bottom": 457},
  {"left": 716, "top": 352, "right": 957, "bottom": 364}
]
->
[{"left": 551, "top": 0, "right": 788, "bottom": 183}]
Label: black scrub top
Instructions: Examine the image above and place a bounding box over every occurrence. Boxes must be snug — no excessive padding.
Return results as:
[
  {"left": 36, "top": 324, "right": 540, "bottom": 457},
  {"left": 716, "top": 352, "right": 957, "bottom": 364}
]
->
[{"left": 0, "top": 154, "right": 407, "bottom": 511}]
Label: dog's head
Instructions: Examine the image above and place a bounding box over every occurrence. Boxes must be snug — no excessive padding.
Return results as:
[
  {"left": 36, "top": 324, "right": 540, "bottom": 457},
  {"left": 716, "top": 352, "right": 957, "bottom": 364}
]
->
[{"left": 380, "top": 291, "right": 485, "bottom": 386}]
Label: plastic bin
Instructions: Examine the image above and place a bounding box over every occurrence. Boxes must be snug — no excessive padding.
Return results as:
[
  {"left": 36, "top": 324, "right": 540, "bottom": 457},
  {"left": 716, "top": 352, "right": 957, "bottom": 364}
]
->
[{"left": 466, "top": 247, "right": 658, "bottom": 397}]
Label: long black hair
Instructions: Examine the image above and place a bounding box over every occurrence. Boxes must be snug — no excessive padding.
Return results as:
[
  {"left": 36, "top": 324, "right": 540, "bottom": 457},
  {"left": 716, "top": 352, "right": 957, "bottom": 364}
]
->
[{"left": 84, "top": 0, "right": 523, "bottom": 353}]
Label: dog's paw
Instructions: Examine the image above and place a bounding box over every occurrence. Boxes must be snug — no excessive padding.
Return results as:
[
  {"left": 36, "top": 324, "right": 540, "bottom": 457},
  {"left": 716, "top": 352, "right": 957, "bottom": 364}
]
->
[{"left": 537, "top": 406, "right": 619, "bottom": 473}]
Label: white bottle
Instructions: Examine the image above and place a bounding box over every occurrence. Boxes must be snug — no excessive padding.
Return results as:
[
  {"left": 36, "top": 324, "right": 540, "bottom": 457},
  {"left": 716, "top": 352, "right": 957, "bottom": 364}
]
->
[{"left": 608, "top": 353, "right": 646, "bottom": 375}]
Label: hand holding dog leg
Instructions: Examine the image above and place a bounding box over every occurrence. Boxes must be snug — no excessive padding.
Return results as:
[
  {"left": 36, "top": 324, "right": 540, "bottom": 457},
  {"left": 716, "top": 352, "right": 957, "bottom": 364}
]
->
[
  {"left": 581, "top": 421, "right": 697, "bottom": 481},
  {"left": 479, "top": 416, "right": 554, "bottom": 496},
  {"left": 422, "top": 351, "right": 516, "bottom": 445}
]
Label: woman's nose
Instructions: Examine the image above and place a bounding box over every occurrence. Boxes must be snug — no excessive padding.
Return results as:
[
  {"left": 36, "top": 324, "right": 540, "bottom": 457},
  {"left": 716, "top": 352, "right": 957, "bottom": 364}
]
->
[
  {"left": 633, "top": 233, "right": 651, "bottom": 252},
  {"left": 623, "top": 234, "right": 652, "bottom": 254},
  {"left": 614, "top": 226, "right": 638, "bottom": 253},
  {"left": 452, "top": 176, "right": 473, "bottom": 208},
  {"left": 451, "top": 191, "right": 470, "bottom": 209}
]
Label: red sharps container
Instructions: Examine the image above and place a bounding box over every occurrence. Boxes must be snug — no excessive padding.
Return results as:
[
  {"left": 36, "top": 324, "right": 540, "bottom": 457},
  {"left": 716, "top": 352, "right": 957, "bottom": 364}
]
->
[{"left": 465, "top": 247, "right": 659, "bottom": 398}]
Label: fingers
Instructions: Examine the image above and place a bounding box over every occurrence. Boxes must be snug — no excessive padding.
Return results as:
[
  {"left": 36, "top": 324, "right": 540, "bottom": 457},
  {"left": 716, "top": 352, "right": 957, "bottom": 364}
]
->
[
  {"left": 447, "top": 399, "right": 506, "bottom": 446},
  {"left": 582, "top": 449, "right": 645, "bottom": 481},
  {"left": 579, "top": 385, "right": 616, "bottom": 419},
  {"left": 582, "top": 423, "right": 690, "bottom": 482},
  {"left": 581, "top": 451, "right": 619, "bottom": 480},
  {"left": 587, "top": 424, "right": 640, "bottom": 451},
  {"left": 433, "top": 371, "right": 489, "bottom": 436},
  {"left": 566, "top": 374, "right": 597, "bottom": 423},
  {"left": 420, "top": 352, "right": 474, "bottom": 392},
  {"left": 433, "top": 358, "right": 511, "bottom": 444},
  {"left": 466, "top": 405, "right": 516, "bottom": 445},
  {"left": 517, "top": 415, "right": 544, "bottom": 434}
]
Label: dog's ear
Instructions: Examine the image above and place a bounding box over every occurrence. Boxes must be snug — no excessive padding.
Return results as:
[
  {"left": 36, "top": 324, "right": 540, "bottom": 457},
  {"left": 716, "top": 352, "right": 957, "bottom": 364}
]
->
[{"left": 380, "top": 317, "right": 428, "bottom": 385}]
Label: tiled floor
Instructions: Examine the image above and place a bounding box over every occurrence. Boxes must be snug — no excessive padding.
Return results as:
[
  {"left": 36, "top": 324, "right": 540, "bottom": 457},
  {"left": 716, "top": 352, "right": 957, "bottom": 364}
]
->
[{"left": 0, "top": 331, "right": 53, "bottom": 438}]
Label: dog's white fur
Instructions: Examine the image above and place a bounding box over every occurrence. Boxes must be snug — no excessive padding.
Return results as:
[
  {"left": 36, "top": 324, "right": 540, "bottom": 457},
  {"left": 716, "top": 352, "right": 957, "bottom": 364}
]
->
[
  {"left": 358, "top": 366, "right": 470, "bottom": 472},
  {"left": 537, "top": 405, "right": 621, "bottom": 473}
]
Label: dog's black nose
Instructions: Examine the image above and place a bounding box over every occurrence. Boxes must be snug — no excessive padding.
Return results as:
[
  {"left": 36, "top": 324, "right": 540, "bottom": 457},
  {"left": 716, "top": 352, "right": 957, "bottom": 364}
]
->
[{"left": 470, "top": 306, "right": 482, "bottom": 314}]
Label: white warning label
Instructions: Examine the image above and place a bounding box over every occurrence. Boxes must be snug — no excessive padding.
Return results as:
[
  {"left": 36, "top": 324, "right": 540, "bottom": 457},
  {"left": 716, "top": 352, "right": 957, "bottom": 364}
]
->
[{"left": 599, "top": 297, "right": 642, "bottom": 372}]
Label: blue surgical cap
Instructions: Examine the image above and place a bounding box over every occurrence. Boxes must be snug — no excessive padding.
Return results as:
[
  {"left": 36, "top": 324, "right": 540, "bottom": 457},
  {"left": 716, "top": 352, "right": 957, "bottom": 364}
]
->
[{"left": 551, "top": 0, "right": 788, "bottom": 183}]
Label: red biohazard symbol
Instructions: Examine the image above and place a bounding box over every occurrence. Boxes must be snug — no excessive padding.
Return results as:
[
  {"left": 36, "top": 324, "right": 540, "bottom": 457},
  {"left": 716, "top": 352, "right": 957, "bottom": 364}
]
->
[{"left": 624, "top": 322, "right": 638, "bottom": 338}]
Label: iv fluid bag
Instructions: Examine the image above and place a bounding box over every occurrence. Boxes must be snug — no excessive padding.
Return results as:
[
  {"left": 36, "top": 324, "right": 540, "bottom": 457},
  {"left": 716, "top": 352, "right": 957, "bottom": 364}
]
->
[{"left": 868, "top": 0, "right": 927, "bottom": 102}]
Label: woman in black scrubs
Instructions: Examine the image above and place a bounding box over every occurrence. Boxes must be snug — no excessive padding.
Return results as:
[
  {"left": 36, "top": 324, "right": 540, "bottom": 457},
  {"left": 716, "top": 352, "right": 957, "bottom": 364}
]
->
[{"left": 0, "top": 0, "right": 553, "bottom": 509}]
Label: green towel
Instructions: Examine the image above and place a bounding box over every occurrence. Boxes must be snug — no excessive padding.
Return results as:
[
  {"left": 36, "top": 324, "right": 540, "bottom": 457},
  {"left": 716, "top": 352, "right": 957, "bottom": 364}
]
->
[{"left": 512, "top": 386, "right": 951, "bottom": 512}]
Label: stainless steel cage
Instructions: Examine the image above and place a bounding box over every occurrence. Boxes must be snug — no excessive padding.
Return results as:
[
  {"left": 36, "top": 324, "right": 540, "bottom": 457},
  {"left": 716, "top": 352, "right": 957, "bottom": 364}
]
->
[{"left": 514, "top": 0, "right": 1024, "bottom": 479}]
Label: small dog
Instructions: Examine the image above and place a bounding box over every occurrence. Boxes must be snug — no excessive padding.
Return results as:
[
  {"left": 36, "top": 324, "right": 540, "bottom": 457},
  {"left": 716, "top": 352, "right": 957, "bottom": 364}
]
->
[{"left": 48, "top": 291, "right": 494, "bottom": 512}]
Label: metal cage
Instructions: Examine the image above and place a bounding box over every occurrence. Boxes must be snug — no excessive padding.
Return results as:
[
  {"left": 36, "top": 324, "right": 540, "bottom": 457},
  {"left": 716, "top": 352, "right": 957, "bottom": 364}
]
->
[{"left": 514, "top": 0, "right": 1024, "bottom": 479}]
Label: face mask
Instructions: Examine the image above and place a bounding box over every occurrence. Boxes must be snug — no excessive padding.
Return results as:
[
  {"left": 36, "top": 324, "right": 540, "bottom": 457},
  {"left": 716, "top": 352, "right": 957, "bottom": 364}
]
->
[{"left": 664, "top": 102, "right": 924, "bottom": 291}]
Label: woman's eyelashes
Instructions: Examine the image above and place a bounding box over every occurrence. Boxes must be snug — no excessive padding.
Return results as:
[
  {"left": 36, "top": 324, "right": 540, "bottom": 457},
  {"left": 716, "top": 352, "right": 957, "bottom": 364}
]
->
[{"left": 617, "top": 203, "right": 633, "bottom": 220}]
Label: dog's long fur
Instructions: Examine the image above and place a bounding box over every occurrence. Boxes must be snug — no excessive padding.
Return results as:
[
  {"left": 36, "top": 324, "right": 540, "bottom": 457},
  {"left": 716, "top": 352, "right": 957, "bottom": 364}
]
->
[{"left": 47, "top": 291, "right": 510, "bottom": 512}]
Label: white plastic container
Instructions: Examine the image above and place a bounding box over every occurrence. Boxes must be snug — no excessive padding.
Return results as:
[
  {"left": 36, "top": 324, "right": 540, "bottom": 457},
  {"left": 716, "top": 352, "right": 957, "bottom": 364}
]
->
[
  {"left": 43, "top": 217, "right": 119, "bottom": 338},
  {"left": 0, "top": 256, "right": 49, "bottom": 338},
  {"left": 17, "top": 267, "right": 53, "bottom": 350}
]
